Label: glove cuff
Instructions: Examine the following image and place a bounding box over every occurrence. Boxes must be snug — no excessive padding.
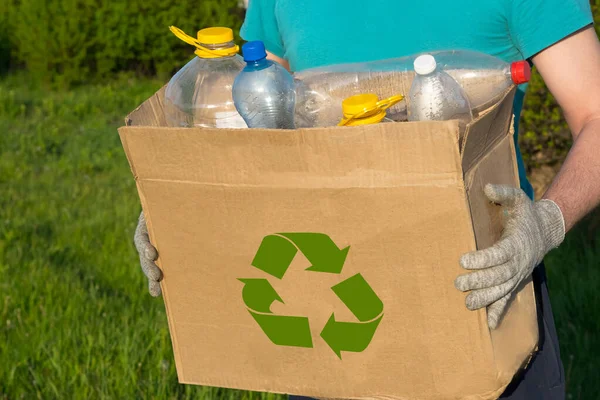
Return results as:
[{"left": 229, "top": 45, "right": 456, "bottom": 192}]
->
[{"left": 537, "top": 199, "right": 566, "bottom": 249}]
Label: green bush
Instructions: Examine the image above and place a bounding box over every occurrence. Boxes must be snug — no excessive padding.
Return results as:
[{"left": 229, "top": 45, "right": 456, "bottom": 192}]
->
[
  {"left": 8, "top": 0, "right": 244, "bottom": 86},
  {"left": 519, "top": 0, "right": 600, "bottom": 170},
  {"left": 519, "top": 69, "right": 572, "bottom": 170}
]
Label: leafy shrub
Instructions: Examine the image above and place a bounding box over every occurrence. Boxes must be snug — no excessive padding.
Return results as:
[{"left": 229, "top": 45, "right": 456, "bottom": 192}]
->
[
  {"left": 12, "top": 0, "right": 98, "bottom": 87},
  {"left": 9, "top": 0, "right": 244, "bottom": 86},
  {"left": 519, "top": 69, "right": 572, "bottom": 170}
]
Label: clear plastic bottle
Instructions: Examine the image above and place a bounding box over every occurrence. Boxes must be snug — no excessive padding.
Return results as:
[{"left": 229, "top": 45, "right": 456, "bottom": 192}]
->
[
  {"left": 338, "top": 94, "right": 402, "bottom": 127},
  {"left": 164, "top": 26, "right": 247, "bottom": 128},
  {"left": 435, "top": 50, "right": 531, "bottom": 112},
  {"left": 408, "top": 54, "right": 472, "bottom": 122},
  {"left": 293, "top": 72, "right": 404, "bottom": 128},
  {"left": 232, "top": 41, "right": 296, "bottom": 129},
  {"left": 293, "top": 50, "right": 531, "bottom": 127}
]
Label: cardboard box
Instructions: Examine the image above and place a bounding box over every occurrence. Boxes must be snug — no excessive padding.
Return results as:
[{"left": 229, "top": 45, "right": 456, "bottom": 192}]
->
[{"left": 118, "top": 86, "right": 538, "bottom": 400}]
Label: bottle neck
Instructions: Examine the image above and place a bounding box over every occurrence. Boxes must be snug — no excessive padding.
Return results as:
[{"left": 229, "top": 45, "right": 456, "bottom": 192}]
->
[
  {"left": 246, "top": 58, "right": 269, "bottom": 67},
  {"left": 343, "top": 110, "right": 387, "bottom": 126},
  {"left": 244, "top": 57, "right": 270, "bottom": 70},
  {"left": 197, "top": 41, "right": 237, "bottom": 59},
  {"left": 416, "top": 68, "right": 437, "bottom": 77}
]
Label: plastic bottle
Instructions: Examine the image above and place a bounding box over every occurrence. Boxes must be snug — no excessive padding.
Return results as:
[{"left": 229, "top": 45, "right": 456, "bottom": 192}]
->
[
  {"left": 338, "top": 94, "right": 403, "bottom": 127},
  {"left": 435, "top": 50, "right": 531, "bottom": 112},
  {"left": 407, "top": 54, "right": 472, "bottom": 122},
  {"left": 232, "top": 41, "right": 296, "bottom": 129},
  {"left": 293, "top": 50, "right": 531, "bottom": 127},
  {"left": 164, "top": 26, "right": 247, "bottom": 128},
  {"left": 294, "top": 72, "right": 401, "bottom": 128}
]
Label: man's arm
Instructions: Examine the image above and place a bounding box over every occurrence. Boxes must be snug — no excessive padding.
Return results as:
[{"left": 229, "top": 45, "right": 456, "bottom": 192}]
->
[
  {"left": 267, "top": 51, "right": 290, "bottom": 71},
  {"left": 533, "top": 26, "right": 600, "bottom": 231}
]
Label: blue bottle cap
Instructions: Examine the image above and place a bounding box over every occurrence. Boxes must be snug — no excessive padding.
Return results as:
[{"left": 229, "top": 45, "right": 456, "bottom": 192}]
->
[{"left": 242, "top": 41, "right": 267, "bottom": 62}]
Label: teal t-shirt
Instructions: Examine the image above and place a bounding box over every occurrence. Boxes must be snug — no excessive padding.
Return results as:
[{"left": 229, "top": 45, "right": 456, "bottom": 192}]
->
[{"left": 240, "top": 0, "right": 593, "bottom": 199}]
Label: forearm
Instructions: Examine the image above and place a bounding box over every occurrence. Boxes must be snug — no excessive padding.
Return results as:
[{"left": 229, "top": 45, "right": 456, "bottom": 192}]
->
[{"left": 543, "top": 117, "right": 600, "bottom": 232}]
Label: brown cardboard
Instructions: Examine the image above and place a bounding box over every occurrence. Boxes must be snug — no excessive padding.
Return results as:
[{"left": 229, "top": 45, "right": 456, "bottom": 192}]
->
[{"left": 119, "top": 86, "right": 538, "bottom": 400}]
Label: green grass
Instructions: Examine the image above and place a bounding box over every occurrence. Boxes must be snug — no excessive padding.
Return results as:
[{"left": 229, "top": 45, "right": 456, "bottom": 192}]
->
[
  {"left": 545, "top": 216, "right": 600, "bottom": 400},
  {"left": 0, "top": 73, "right": 598, "bottom": 399},
  {"left": 0, "top": 73, "right": 283, "bottom": 400}
]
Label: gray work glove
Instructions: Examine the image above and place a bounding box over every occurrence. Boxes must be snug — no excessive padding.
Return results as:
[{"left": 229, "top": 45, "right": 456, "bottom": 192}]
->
[
  {"left": 455, "top": 184, "right": 565, "bottom": 329},
  {"left": 134, "top": 211, "right": 163, "bottom": 297}
]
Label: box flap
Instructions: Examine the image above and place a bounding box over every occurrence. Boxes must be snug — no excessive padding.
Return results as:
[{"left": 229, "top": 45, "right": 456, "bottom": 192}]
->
[
  {"left": 118, "top": 120, "right": 463, "bottom": 188},
  {"left": 125, "top": 85, "right": 167, "bottom": 127},
  {"left": 464, "top": 131, "right": 538, "bottom": 385},
  {"left": 461, "top": 88, "right": 516, "bottom": 175}
]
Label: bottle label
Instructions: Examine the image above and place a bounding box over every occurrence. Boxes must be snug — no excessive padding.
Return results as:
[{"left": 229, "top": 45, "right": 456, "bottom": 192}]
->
[{"left": 215, "top": 112, "right": 248, "bottom": 129}]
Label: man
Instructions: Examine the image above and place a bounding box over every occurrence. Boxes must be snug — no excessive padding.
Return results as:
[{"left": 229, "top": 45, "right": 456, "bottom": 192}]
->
[{"left": 134, "top": 0, "right": 600, "bottom": 398}]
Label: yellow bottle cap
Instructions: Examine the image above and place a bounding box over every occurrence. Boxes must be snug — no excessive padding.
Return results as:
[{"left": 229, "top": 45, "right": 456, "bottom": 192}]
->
[
  {"left": 339, "top": 94, "right": 404, "bottom": 126},
  {"left": 170, "top": 26, "right": 239, "bottom": 59},
  {"left": 197, "top": 27, "right": 234, "bottom": 45},
  {"left": 343, "top": 94, "right": 379, "bottom": 117}
]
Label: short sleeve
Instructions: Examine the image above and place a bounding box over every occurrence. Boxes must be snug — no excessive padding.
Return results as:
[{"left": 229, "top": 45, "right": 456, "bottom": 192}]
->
[
  {"left": 240, "top": 0, "right": 285, "bottom": 58},
  {"left": 509, "top": 0, "right": 594, "bottom": 59}
]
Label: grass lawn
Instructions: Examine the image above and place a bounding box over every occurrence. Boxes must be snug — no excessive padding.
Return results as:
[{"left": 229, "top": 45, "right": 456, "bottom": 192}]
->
[{"left": 0, "top": 74, "right": 598, "bottom": 399}]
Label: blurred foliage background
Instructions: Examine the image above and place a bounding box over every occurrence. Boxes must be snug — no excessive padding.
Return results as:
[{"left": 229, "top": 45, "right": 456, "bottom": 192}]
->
[{"left": 0, "top": 0, "right": 244, "bottom": 84}]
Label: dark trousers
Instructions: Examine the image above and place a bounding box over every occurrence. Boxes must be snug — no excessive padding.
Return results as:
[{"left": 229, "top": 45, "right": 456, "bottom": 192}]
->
[{"left": 289, "top": 263, "right": 565, "bottom": 400}]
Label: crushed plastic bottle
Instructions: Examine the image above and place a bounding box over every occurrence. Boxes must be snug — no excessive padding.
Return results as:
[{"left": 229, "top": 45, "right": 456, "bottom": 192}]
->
[
  {"left": 293, "top": 50, "right": 531, "bottom": 127},
  {"left": 164, "top": 26, "right": 247, "bottom": 128},
  {"left": 233, "top": 41, "right": 296, "bottom": 129},
  {"left": 407, "top": 54, "right": 472, "bottom": 122},
  {"left": 338, "top": 94, "right": 403, "bottom": 127},
  {"left": 293, "top": 71, "right": 402, "bottom": 128}
]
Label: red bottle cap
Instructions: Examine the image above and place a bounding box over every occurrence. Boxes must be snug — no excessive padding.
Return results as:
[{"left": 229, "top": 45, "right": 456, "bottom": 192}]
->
[{"left": 511, "top": 61, "right": 531, "bottom": 85}]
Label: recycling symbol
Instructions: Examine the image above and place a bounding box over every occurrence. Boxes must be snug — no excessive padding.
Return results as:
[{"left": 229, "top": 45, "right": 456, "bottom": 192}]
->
[{"left": 239, "top": 233, "right": 384, "bottom": 358}]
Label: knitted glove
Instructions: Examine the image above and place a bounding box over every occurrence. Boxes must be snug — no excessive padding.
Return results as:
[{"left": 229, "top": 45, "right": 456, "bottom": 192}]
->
[
  {"left": 455, "top": 184, "right": 565, "bottom": 329},
  {"left": 134, "top": 211, "right": 163, "bottom": 297}
]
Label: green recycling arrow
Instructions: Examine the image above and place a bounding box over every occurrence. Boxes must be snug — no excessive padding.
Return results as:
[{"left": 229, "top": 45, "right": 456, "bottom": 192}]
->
[
  {"left": 249, "top": 311, "right": 313, "bottom": 348},
  {"left": 279, "top": 233, "right": 350, "bottom": 274},
  {"left": 251, "top": 233, "right": 350, "bottom": 279},
  {"left": 239, "top": 278, "right": 313, "bottom": 348},
  {"left": 238, "top": 279, "right": 282, "bottom": 313},
  {"left": 320, "top": 273, "right": 384, "bottom": 358},
  {"left": 251, "top": 235, "right": 298, "bottom": 279},
  {"left": 320, "top": 314, "right": 383, "bottom": 359},
  {"left": 331, "top": 273, "right": 383, "bottom": 322},
  {"left": 241, "top": 233, "right": 383, "bottom": 357}
]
